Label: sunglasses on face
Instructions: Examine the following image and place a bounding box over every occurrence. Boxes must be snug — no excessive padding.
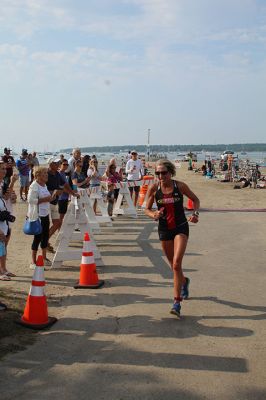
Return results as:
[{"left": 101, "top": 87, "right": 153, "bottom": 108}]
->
[
  {"left": 62, "top": 163, "right": 68, "bottom": 166},
  {"left": 155, "top": 170, "right": 168, "bottom": 176}
]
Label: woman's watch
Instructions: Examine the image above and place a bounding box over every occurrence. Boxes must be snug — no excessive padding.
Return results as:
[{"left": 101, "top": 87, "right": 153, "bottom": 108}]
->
[{"left": 193, "top": 211, "right": 199, "bottom": 217}]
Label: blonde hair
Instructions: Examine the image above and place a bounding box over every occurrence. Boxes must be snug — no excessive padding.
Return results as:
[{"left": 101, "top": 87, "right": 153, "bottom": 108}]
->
[
  {"left": 155, "top": 159, "right": 176, "bottom": 177},
  {"left": 34, "top": 166, "right": 48, "bottom": 179}
]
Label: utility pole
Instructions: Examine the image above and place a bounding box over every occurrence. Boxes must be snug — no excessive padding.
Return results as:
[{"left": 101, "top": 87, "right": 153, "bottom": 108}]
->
[{"left": 147, "top": 128, "right": 150, "bottom": 161}]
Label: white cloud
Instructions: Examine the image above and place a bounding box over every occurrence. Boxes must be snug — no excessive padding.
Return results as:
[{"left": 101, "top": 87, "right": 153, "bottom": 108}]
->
[
  {"left": 0, "top": 0, "right": 75, "bottom": 38},
  {"left": 0, "top": 43, "right": 27, "bottom": 57}
]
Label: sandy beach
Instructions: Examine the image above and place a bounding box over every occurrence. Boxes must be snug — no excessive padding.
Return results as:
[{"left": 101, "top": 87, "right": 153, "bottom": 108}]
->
[{"left": 0, "top": 162, "right": 266, "bottom": 399}]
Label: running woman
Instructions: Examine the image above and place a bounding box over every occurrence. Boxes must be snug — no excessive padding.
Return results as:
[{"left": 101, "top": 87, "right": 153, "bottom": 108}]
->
[{"left": 145, "top": 159, "right": 200, "bottom": 318}]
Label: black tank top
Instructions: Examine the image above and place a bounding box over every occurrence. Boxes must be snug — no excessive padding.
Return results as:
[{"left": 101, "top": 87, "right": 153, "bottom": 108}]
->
[{"left": 155, "top": 180, "right": 187, "bottom": 231}]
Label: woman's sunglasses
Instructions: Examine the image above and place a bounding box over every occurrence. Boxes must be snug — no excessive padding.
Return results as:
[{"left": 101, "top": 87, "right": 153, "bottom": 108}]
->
[{"left": 155, "top": 170, "right": 168, "bottom": 176}]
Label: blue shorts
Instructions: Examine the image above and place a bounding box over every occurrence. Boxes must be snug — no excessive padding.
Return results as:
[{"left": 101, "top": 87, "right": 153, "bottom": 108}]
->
[
  {"left": 19, "top": 175, "right": 29, "bottom": 187},
  {"left": 0, "top": 241, "right": 6, "bottom": 257}
]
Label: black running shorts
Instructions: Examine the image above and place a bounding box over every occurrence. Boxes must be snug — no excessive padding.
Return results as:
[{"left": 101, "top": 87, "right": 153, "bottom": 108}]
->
[
  {"left": 58, "top": 199, "right": 69, "bottom": 215},
  {"left": 158, "top": 222, "right": 189, "bottom": 241}
]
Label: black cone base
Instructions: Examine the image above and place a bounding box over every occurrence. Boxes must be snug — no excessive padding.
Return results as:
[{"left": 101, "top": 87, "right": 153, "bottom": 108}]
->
[
  {"left": 16, "top": 316, "right": 58, "bottom": 330},
  {"left": 74, "top": 280, "right": 105, "bottom": 289}
]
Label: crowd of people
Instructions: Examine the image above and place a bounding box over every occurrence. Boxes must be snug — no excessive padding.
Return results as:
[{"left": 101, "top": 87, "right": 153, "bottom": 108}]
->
[{"left": 0, "top": 147, "right": 199, "bottom": 318}]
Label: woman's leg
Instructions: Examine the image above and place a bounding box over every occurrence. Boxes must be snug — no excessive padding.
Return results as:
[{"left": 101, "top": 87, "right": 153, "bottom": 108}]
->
[
  {"left": 161, "top": 234, "right": 188, "bottom": 299},
  {"left": 0, "top": 255, "right": 7, "bottom": 274},
  {"left": 32, "top": 250, "right": 37, "bottom": 264},
  {"left": 31, "top": 232, "right": 42, "bottom": 263},
  {"left": 40, "top": 216, "right": 50, "bottom": 260},
  {"left": 172, "top": 234, "right": 188, "bottom": 299},
  {"left": 93, "top": 199, "right": 97, "bottom": 214},
  {"left": 107, "top": 190, "right": 114, "bottom": 216}
]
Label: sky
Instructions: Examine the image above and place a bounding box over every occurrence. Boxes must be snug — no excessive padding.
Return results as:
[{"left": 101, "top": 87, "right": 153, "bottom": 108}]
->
[{"left": 0, "top": 0, "right": 265, "bottom": 151}]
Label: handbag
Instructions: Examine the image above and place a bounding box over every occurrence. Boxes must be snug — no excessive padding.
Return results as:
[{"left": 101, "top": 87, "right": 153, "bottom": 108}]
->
[{"left": 23, "top": 218, "right": 42, "bottom": 235}]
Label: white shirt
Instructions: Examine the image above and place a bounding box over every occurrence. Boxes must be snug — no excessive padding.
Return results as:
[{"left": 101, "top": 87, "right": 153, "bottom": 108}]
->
[
  {"left": 37, "top": 183, "right": 50, "bottom": 217},
  {"left": 126, "top": 159, "right": 143, "bottom": 181},
  {"left": 67, "top": 156, "right": 78, "bottom": 179}
]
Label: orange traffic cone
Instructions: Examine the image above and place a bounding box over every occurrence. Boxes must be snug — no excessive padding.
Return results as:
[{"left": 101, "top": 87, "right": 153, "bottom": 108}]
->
[
  {"left": 186, "top": 198, "right": 194, "bottom": 210},
  {"left": 17, "top": 255, "right": 57, "bottom": 330},
  {"left": 138, "top": 175, "right": 154, "bottom": 207},
  {"left": 138, "top": 184, "right": 148, "bottom": 207},
  {"left": 74, "top": 232, "right": 104, "bottom": 289}
]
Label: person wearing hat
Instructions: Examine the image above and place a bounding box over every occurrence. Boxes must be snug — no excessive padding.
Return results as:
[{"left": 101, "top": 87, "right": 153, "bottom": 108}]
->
[
  {"left": 1, "top": 148, "right": 15, "bottom": 187},
  {"left": 16, "top": 149, "right": 30, "bottom": 201},
  {"left": 125, "top": 150, "right": 144, "bottom": 207}
]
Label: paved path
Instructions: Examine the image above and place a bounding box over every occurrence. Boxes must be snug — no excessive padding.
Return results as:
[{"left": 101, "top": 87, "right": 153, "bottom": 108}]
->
[{"left": 1, "top": 212, "right": 266, "bottom": 400}]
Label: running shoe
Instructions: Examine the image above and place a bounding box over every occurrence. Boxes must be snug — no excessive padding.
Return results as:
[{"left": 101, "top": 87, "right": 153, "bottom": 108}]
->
[
  {"left": 170, "top": 302, "right": 181, "bottom": 319},
  {"left": 181, "top": 277, "right": 190, "bottom": 299}
]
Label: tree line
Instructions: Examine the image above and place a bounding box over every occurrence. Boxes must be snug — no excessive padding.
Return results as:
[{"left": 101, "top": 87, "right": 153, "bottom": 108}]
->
[{"left": 61, "top": 143, "right": 266, "bottom": 153}]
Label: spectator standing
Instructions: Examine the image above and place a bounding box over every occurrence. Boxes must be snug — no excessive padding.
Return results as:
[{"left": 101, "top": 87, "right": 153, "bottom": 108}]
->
[
  {"left": 16, "top": 149, "right": 30, "bottom": 201},
  {"left": 105, "top": 163, "right": 122, "bottom": 217},
  {"left": 1, "top": 148, "right": 15, "bottom": 186},
  {"left": 87, "top": 159, "right": 102, "bottom": 214},
  {"left": 72, "top": 160, "right": 90, "bottom": 189},
  {"left": 27, "top": 153, "right": 35, "bottom": 184},
  {"left": 47, "top": 158, "right": 78, "bottom": 253},
  {"left": 67, "top": 148, "right": 81, "bottom": 179},
  {"left": 32, "top": 152, "right": 39, "bottom": 167},
  {"left": 0, "top": 161, "right": 16, "bottom": 280},
  {"left": 58, "top": 159, "right": 70, "bottom": 227},
  {"left": 81, "top": 155, "right": 91, "bottom": 176},
  {"left": 28, "top": 167, "right": 55, "bottom": 269},
  {"left": 125, "top": 150, "right": 144, "bottom": 207}
]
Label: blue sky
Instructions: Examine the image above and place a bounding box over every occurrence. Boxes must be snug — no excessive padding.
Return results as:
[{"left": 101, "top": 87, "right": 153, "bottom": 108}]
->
[{"left": 0, "top": 0, "right": 265, "bottom": 151}]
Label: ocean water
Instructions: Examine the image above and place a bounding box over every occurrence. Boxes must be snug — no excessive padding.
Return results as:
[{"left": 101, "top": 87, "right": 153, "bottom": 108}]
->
[{"left": 36, "top": 151, "right": 266, "bottom": 167}]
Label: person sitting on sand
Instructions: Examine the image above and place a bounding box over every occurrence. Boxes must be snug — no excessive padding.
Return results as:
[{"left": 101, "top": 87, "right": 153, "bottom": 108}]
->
[{"left": 201, "top": 165, "right": 207, "bottom": 176}]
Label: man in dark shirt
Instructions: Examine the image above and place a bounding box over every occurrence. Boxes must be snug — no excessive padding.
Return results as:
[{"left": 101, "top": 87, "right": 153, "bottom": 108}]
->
[
  {"left": 16, "top": 149, "right": 30, "bottom": 201},
  {"left": 47, "top": 158, "right": 78, "bottom": 252},
  {"left": 1, "top": 148, "right": 15, "bottom": 186}
]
